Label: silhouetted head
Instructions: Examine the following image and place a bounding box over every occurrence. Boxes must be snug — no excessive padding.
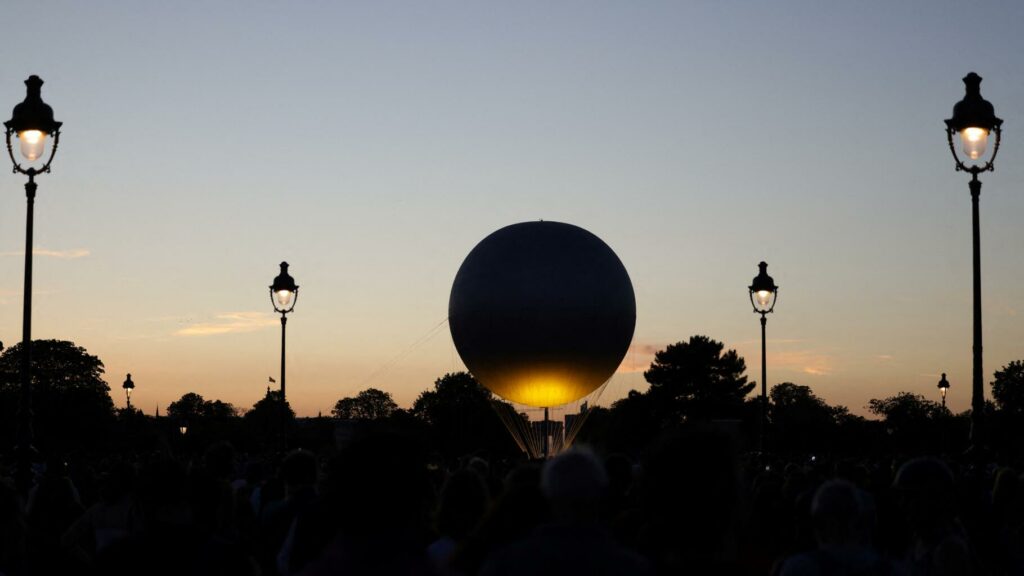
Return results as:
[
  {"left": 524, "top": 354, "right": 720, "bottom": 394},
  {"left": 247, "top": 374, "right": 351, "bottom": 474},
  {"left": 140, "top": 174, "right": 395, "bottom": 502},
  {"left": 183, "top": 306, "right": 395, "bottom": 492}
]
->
[
  {"left": 474, "top": 463, "right": 549, "bottom": 548},
  {"left": 641, "top": 427, "right": 738, "bottom": 525},
  {"left": 282, "top": 449, "right": 318, "bottom": 494},
  {"left": 893, "top": 457, "right": 956, "bottom": 533},
  {"left": 436, "top": 469, "right": 490, "bottom": 539},
  {"left": 27, "top": 471, "right": 81, "bottom": 526},
  {"left": 604, "top": 453, "right": 633, "bottom": 502},
  {"left": 811, "top": 479, "right": 872, "bottom": 547},
  {"left": 467, "top": 456, "right": 490, "bottom": 480},
  {"left": 135, "top": 456, "right": 190, "bottom": 531},
  {"left": 894, "top": 457, "right": 954, "bottom": 493},
  {"left": 992, "top": 467, "right": 1020, "bottom": 513},
  {"left": 542, "top": 446, "right": 608, "bottom": 522},
  {"left": 0, "top": 478, "right": 25, "bottom": 573},
  {"left": 504, "top": 461, "right": 542, "bottom": 491},
  {"left": 327, "top": 431, "right": 431, "bottom": 536},
  {"left": 99, "top": 459, "right": 137, "bottom": 504},
  {"left": 202, "top": 441, "right": 236, "bottom": 480}
]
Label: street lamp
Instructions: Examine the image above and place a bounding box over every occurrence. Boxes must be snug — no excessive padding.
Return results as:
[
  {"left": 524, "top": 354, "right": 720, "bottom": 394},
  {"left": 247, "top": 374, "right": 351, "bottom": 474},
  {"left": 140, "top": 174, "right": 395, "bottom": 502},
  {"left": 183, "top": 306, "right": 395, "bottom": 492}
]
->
[
  {"left": 5, "top": 75, "right": 62, "bottom": 493},
  {"left": 937, "top": 373, "right": 950, "bottom": 409},
  {"left": 179, "top": 423, "right": 188, "bottom": 435},
  {"left": 270, "top": 262, "right": 298, "bottom": 447},
  {"left": 749, "top": 261, "right": 778, "bottom": 452},
  {"left": 945, "top": 72, "right": 1002, "bottom": 450},
  {"left": 122, "top": 374, "right": 135, "bottom": 411}
]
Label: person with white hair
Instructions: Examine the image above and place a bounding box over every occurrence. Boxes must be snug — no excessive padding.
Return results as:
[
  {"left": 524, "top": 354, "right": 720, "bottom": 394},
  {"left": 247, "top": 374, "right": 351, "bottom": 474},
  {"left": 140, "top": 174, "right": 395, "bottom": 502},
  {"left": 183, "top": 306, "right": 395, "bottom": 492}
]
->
[
  {"left": 779, "top": 479, "right": 898, "bottom": 576},
  {"left": 480, "top": 447, "right": 651, "bottom": 576}
]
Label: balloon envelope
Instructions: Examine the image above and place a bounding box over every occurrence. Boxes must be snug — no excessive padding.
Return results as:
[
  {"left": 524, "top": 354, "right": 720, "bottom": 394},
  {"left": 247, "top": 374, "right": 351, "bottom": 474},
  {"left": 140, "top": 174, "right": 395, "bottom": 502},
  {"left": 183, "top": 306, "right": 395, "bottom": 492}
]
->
[{"left": 449, "top": 221, "right": 636, "bottom": 407}]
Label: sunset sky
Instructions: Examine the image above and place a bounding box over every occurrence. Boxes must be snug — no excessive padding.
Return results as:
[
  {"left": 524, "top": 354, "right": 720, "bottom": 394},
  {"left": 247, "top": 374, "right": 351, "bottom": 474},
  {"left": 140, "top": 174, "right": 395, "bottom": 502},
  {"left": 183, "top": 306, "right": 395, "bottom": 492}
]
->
[{"left": 2, "top": 1, "right": 1023, "bottom": 418}]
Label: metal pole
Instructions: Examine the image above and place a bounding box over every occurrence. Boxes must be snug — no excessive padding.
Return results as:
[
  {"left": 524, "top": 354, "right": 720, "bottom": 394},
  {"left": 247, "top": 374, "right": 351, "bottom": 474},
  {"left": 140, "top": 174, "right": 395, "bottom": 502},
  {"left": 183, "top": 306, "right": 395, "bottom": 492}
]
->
[
  {"left": 969, "top": 174, "right": 984, "bottom": 449},
  {"left": 280, "top": 313, "right": 288, "bottom": 449},
  {"left": 760, "top": 313, "right": 767, "bottom": 453},
  {"left": 543, "top": 406, "right": 549, "bottom": 459},
  {"left": 16, "top": 175, "right": 36, "bottom": 494}
]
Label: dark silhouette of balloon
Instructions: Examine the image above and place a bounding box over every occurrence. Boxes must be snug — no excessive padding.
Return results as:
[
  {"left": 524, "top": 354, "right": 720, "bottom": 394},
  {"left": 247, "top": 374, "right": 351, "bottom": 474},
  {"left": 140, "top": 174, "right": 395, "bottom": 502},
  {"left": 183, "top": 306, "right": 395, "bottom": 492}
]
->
[{"left": 449, "top": 221, "right": 636, "bottom": 407}]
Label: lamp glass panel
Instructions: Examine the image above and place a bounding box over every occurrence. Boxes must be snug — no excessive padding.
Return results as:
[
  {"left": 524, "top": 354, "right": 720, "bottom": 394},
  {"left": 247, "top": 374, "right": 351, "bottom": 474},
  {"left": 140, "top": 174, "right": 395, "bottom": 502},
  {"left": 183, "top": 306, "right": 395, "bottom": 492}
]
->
[
  {"left": 17, "top": 130, "right": 46, "bottom": 162},
  {"left": 754, "top": 289, "right": 775, "bottom": 312},
  {"left": 960, "top": 127, "right": 988, "bottom": 160},
  {"left": 275, "top": 289, "right": 294, "bottom": 309}
]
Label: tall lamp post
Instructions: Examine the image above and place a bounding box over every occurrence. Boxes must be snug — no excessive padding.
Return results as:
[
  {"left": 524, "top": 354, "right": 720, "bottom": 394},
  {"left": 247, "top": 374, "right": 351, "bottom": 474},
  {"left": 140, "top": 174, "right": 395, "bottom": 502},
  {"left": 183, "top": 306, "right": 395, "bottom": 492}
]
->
[
  {"left": 123, "top": 374, "right": 135, "bottom": 411},
  {"left": 5, "top": 76, "right": 62, "bottom": 493},
  {"left": 945, "top": 72, "right": 1002, "bottom": 450},
  {"left": 749, "top": 262, "right": 778, "bottom": 452},
  {"left": 937, "top": 373, "right": 950, "bottom": 409},
  {"left": 270, "top": 262, "right": 298, "bottom": 448}
]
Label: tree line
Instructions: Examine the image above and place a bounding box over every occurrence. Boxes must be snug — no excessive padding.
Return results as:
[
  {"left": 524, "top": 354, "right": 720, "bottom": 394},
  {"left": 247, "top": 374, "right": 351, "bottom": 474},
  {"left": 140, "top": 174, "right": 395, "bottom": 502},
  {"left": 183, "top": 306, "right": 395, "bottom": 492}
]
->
[{"left": 2, "top": 338, "right": 1023, "bottom": 461}]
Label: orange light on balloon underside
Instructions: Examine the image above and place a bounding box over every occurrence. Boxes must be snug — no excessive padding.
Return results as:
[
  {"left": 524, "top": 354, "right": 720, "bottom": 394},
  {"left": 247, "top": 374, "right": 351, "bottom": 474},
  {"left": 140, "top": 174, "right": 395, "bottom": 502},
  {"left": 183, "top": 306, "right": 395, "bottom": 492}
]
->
[
  {"left": 474, "top": 367, "right": 611, "bottom": 407},
  {"left": 514, "top": 376, "right": 578, "bottom": 407}
]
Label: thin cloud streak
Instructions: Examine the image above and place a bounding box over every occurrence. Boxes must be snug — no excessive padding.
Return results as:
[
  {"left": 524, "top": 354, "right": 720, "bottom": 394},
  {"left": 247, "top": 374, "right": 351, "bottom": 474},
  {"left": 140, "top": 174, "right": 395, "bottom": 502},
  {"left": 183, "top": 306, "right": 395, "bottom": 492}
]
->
[
  {"left": 616, "top": 342, "right": 660, "bottom": 374},
  {"left": 617, "top": 340, "right": 836, "bottom": 379},
  {"left": 735, "top": 338, "right": 807, "bottom": 346},
  {"left": 0, "top": 248, "right": 90, "bottom": 259},
  {"left": 769, "top": 349, "right": 835, "bottom": 377},
  {"left": 175, "top": 312, "right": 278, "bottom": 336}
]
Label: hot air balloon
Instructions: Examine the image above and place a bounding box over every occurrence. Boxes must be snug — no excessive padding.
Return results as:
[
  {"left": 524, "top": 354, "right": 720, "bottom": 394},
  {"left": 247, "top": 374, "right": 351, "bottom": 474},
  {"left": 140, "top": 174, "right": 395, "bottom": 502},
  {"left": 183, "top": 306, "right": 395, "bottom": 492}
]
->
[{"left": 449, "top": 221, "right": 636, "bottom": 455}]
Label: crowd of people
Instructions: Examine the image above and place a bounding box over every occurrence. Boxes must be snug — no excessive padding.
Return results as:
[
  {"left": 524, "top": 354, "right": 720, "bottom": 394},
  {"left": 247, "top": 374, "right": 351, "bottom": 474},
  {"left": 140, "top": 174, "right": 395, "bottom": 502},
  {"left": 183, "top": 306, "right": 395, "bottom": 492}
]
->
[{"left": 1, "top": 426, "right": 1023, "bottom": 575}]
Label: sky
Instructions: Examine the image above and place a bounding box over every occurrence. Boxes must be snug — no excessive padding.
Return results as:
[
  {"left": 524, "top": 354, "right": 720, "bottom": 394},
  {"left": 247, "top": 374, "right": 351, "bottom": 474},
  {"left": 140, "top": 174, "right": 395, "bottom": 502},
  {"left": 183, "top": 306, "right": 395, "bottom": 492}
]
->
[{"left": 2, "top": 1, "right": 1023, "bottom": 418}]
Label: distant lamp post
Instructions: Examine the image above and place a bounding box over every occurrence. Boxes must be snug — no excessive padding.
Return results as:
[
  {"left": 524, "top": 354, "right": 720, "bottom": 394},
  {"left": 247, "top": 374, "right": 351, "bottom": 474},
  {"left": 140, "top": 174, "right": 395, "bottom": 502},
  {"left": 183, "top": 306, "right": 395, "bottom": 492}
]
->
[
  {"left": 270, "top": 262, "right": 298, "bottom": 447},
  {"left": 945, "top": 72, "right": 1002, "bottom": 450},
  {"left": 937, "top": 373, "right": 951, "bottom": 409},
  {"left": 179, "top": 423, "right": 188, "bottom": 435},
  {"left": 749, "top": 261, "right": 778, "bottom": 452},
  {"left": 5, "top": 76, "right": 62, "bottom": 493},
  {"left": 122, "top": 374, "right": 135, "bottom": 410}
]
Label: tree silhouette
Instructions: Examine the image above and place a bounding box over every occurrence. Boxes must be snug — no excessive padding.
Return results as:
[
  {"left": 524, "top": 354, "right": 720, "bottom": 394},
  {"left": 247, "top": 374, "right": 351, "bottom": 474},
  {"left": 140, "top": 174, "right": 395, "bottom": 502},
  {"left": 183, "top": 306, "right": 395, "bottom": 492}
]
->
[
  {"left": 412, "top": 372, "right": 515, "bottom": 460},
  {"left": 0, "top": 340, "right": 114, "bottom": 452},
  {"left": 243, "top": 387, "right": 295, "bottom": 445},
  {"left": 992, "top": 360, "right": 1024, "bottom": 415},
  {"left": 601, "top": 390, "right": 662, "bottom": 454},
  {"left": 333, "top": 388, "right": 398, "bottom": 420},
  {"left": 868, "top": 392, "right": 941, "bottom": 422},
  {"left": 868, "top": 391, "right": 946, "bottom": 453},
  {"left": 167, "top": 392, "right": 208, "bottom": 421},
  {"left": 769, "top": 382, "right": 848, "bottom": 453},
  {"left": 644, "top": 335, "right": 754, "bottom": 423},
  {"left": 206, "top": 399, "right": 238, "bottom": 420},
  {"left": 167, "top": 392, "right": 238, "bottom": 421}
]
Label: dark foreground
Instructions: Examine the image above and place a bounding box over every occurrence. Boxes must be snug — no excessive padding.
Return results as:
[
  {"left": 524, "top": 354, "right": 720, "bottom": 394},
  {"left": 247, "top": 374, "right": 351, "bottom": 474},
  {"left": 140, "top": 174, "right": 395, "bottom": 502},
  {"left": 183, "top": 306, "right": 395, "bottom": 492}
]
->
[{"left": 1, "top": 427, "right": 1021, "bottom": 576}]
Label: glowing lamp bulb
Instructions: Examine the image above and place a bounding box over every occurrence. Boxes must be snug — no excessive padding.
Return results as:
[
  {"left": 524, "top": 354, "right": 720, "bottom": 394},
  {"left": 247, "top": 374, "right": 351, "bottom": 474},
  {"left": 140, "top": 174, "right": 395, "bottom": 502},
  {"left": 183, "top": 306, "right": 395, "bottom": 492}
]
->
[
  {"left": 755, "top": 290, "right": 772, "bottom": 309},
  {"left": 18, "top": 130, "right": 46, "bottom": 162},
  {"left": 275, "top": 289, "right": 294, "bottom": 308},
  {"left": 960, "top": 127, "right": 988, "bottom": 160}
]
